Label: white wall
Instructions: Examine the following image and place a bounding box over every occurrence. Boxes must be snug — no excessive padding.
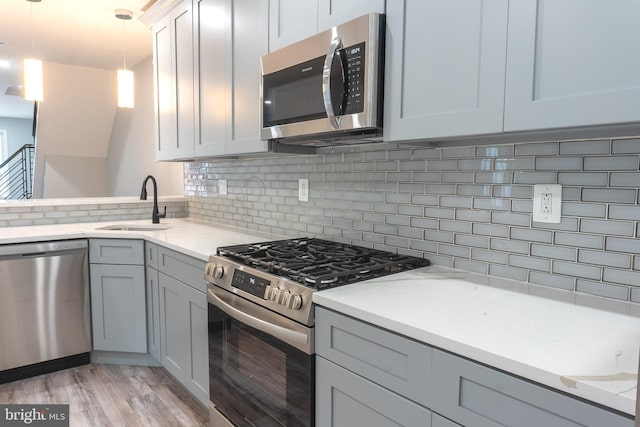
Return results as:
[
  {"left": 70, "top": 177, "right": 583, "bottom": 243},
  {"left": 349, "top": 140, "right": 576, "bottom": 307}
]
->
[
  {"left": 107, "top": 56, "right": 183, "bottom": 196},
  {"left": 33, "top": 61, "right": 116, "bottom": 198},
  {"left": 0, "top": 117, "right": 32, "bottom": 160}
]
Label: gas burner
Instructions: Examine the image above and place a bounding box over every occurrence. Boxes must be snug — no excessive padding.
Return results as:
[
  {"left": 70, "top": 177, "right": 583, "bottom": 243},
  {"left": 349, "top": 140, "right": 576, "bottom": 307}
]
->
[{"left": 218, "top": 238, "right": 430, "bottom": 290}]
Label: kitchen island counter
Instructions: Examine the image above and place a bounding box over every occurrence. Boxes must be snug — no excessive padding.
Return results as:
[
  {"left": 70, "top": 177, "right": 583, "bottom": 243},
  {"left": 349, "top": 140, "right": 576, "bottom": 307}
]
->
[{"left": 314, "top": 265, "right": 640, "bottom": 416}]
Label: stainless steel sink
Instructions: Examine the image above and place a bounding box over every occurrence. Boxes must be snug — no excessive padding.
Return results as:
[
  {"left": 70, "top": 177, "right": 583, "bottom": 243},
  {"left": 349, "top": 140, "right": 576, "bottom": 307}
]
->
[{"left": 96, "top": 224, "right": 172, "bottom": 231}]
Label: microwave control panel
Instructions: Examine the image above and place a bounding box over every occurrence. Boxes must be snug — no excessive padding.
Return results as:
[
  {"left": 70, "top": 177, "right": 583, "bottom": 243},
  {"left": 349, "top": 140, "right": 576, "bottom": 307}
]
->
[{"left": 342, "top": 42, "right": 365, "bottom": 115}]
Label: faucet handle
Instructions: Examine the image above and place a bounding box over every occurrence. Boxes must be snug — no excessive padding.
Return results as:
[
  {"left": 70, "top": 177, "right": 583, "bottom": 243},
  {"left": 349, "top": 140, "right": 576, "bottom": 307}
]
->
[{"left": 159, "top": 206, "right": 167, "bottom": 219}]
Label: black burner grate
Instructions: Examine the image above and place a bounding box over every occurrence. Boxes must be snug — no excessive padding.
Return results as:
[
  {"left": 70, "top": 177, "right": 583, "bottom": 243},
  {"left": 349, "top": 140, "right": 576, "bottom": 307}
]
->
[{"left": 217, "top": 238, "right": 430, "bottom": 289}]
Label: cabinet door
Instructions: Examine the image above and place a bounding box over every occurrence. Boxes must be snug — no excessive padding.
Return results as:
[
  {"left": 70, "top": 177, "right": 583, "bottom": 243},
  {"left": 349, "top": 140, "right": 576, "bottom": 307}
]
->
[
  {"left": 317, "top": 0, "right": 385, "bottom": 32},
  {"left": 183, "top": 282, "right": 209, "bottom": 405},
  {"left": 91, "top": 264, "right": 147, "bottom": 353},
  {"left": 269, "top": 0, "right": 318, "bottom": 52},
  {"left": 152, "top": 13, "right": 176, "bottom": 161},
  {"left": 172, "top": 0, "right": 196, "bottom": 159},
  {"left": 505, "top": 0, "right": 640, "bottom": 131},
  {"left": 316, "top": 356, "right": 432, "bottom": 427},
  {"left": 158, "top": 272, "right": 209, "bottom": 406},
  {"left": 430, "top": 349, "right": 633, "bottom": 427},
  {"left": 384, "top": 0, "right": 508, "bottom": 142},
  {"left": 227, "top": 0, "right": 269, "bottom": 155},
  {"left": 159, "top": 272, "right": 189, "bottom": 380},
  {"left": 146, "top": 266, "right": 161, "bottom": 362},
  {"left": 195, "top": 0, "right": 230, "bottom": 157}
]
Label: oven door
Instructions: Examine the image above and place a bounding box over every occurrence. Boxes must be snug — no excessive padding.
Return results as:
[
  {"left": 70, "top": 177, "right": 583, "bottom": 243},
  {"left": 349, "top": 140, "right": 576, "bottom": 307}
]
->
[{"left": 208, "top": 285, "right": 314, "bottom": 427}]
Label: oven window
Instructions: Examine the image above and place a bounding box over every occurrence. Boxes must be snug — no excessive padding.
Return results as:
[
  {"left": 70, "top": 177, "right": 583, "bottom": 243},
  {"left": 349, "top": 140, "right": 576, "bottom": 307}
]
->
[{"left": 209, "top": 304, "right": 313, "bottom": 427}]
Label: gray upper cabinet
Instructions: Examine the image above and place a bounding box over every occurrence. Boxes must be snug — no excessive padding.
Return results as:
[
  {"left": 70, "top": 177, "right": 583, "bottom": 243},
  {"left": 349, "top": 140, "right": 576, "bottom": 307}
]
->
[
  {"left": 228, "top": 0, "right": 270, "bottom": 155},
  {"left": 195, "top": 0, "right": 269, "bottom": 157},
  {"left": 152, "top": 0, "right": 196, "bottom": 160},
  {"left": 504, "top": 0, "right": 640, "bottom": 132},
  {"left": 269, "top": 0, "right": 385, "bottom": 52},
  {"left": 194, "top": 0, "right": 228, "bottom": 157},
  {"left": 269, "top": 0, "right": 318, "bottom": 52},
  {"left": 317, "top": 0, "right": 385, "bottom": 32},
  {"left": 384, "top": 0, "right": 508, "bottom": 142}
]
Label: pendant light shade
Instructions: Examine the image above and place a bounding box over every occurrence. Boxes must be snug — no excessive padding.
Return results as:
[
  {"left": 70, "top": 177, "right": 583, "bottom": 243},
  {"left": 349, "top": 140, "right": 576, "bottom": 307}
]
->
[
  {"left": 116, "top": 8, "right": 134, "bottom": 108},
  {"left": 117, "top": 68, "right": 134, "bottom": 108},
  {"left": 23, "top": 58, "right": 43, "bottom": 102}
]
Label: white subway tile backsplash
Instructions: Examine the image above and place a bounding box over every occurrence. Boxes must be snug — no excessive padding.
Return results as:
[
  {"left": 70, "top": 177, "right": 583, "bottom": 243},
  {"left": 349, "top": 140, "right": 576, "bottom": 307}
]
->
[
  {"left": 558, "top": 172, "right": 609, "bottom": 186},
  {"left": 559, "top": 140, "right": 610, "bottom": 155},
  {"left": 535, "top": 157, "right": 583, "bottom": 170},
  {"left": 581, "top": 188, "right": 637, "bottom": 204},
  {"left": 583, "top": 156, "right": 639, "bottom": 171},
  {"left": 576, "top": 279, "right": 629, "bottom": 301},
  {"left": 612, "top": 138, "right": 640, "bottom": 154},
  {"left": 578, "top": 249, "right": 631, "bottom": 269},
  {"left": 581, "top": 219, "right": 634, "bottom": 236},
  {"left": 608, "top": 205, "right": 640, "bottom": 221},
  {"left": 185, "top": 138, "right": 640, "bottom": 303},
  {"left": 529, "top": 271, "right": 575, "bottom": 291}
]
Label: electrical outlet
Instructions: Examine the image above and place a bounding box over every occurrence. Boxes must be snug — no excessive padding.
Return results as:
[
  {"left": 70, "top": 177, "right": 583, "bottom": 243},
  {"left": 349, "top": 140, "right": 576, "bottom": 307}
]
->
[
  {"left": 298, "top": 179, "right": 309, "bottom": 202},
  {"left": 533, "top": 184, "right": 561, "bottom": 223},
  {"left": 219, "top": 179, "right": 227, "bottom": 195}
]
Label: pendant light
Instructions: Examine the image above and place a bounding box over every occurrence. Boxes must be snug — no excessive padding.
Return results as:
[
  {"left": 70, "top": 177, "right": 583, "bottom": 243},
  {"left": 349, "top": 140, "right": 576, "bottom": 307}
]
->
[
  {"left": 24, "top": 0, "right": 43, "bottom": 102},
  {"left": 115, "top": 9, "right": 134, "bottom": 108}
]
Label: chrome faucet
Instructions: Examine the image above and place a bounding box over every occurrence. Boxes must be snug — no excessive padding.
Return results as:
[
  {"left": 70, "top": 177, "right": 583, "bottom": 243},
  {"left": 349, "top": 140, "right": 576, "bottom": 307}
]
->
[{"left": 140, "top": 175, "right": 166, "bottom": 224}]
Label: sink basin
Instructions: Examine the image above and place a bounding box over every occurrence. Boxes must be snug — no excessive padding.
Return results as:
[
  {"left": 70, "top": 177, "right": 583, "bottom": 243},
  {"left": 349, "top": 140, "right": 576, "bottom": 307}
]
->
[{"left": 96, "top": 224, "right": 172, "bottom": 231}]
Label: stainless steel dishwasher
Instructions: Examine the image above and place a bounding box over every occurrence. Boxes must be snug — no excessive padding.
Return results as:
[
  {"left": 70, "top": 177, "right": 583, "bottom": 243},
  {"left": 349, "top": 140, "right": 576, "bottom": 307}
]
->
[{"left": 0, "top": 239, "right": 91, "bottom": 381}]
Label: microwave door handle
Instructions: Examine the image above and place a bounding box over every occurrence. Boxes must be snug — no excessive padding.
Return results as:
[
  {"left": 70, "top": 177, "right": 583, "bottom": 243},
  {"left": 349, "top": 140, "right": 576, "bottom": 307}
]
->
[
  {"left": 208, "top": 287, "right": 312, "bottom": 353},
  {"left": 322, "top": 37, "right": 344, "bottom": 130}
]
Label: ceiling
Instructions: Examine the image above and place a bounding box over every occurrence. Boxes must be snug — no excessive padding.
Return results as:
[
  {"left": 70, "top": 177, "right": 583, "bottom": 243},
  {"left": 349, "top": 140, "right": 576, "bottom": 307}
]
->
[{"left": 0, "top": 0, "right": 154, "bottom": 119}]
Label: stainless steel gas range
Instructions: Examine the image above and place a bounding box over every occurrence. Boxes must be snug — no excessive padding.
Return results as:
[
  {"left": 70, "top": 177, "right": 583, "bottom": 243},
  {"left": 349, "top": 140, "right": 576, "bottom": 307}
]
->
[{"left": 205, "top": 237, "right": 430, "bottom": 427}]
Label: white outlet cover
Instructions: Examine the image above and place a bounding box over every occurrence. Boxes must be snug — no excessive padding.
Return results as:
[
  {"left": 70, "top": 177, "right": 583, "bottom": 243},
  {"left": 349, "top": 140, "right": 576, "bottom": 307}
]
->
[
  {"left": 298, "top": 179, "right": 309, "bottom": 202},
  {"left": 533, "top": 184, "right": 561, "bottom": 223},
  {"left": 219, "top": 179, "right": 227, "bottom": 195}
]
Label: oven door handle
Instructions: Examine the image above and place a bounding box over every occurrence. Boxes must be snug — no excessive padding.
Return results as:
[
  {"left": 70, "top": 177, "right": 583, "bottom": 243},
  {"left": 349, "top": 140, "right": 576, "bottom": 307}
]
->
[{"left": 208, "top": 287, "right": 313, "bottom": 354}]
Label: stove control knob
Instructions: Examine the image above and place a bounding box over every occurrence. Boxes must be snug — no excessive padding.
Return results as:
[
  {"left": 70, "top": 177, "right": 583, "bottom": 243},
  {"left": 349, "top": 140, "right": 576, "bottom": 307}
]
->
[
  {"left": 269, "top": 287, "right": 283, "bottom": 303},
  {"left": 212, "top": 265, "right": 225, "bottom": 279},
  {"left": 288, "top": 294, "right": 303, "bottom": 311},
  {"left": 266, "top": 285, "right": 279, "bottom": 302}
]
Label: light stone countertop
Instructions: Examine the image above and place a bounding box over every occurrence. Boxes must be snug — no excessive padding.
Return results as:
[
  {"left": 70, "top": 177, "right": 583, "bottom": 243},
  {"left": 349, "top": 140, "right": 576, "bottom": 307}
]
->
[
  {"left": 2, "top": 218, "right": 638, "bottom": 415},
  {"left": 0, "top": 217, "right": 284, "bottom": 260},
  {"left": 313, "top": 265, "right": 640, "bottom": 416}
]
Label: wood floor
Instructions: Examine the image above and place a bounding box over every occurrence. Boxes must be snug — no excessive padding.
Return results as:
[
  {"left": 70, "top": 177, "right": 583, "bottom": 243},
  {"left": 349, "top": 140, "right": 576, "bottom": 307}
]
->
[{"left": 0, "top": 363, "right": 208, "bottom": 427}]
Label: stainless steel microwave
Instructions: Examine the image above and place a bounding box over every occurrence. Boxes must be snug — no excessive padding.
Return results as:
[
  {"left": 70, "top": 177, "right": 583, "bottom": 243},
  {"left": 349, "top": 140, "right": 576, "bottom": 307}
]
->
[{"left": 260, "top": 13, "right": 384, "bottom": 146}]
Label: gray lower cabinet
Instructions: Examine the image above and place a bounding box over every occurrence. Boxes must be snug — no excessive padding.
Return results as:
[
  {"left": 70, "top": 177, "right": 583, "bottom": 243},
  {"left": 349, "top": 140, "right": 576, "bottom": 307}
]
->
[
  {"left": 157, "top": 246, "right": 209, "bottom": 406},
  {"left": 316, "top": 356, "right": 432, "bottom": 426},
  {"left": 89, "top": 239, "right": 147, "bottom": 353},
  {"left": 316, "top": 306, "right": 632, "bottom": 427},
  {"left": 430, "top": 349, "right": 633, "bottom": 427},
  {"left": 146, "top": 242, "right": 161, "bottom": 362}
]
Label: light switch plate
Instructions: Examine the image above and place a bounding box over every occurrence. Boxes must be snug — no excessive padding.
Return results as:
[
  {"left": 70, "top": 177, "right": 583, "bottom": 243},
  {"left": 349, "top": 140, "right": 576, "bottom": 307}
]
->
[
  {"left": 533, "top": 184, "right": 561, "bottom": 223},
  {"left": 298, "top": 179, "right": 309, "bottom": 202},
  {"left": 219, "top": 179, "right": 227, "bottom": 195}
]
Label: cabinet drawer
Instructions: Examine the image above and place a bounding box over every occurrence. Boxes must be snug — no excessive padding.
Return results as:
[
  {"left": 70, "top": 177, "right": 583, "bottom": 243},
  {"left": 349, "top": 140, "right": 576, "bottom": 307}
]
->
[
  {"left": 145, "top": 242, "right": 159, "bottom": 270},
  {"left": 316, "top": 307, "right": 432, "bottom": 407},
  {"left": 431, "top": 349, "right": 633, "bottom": 427},
  {"left": 316, "top": 356, "right": 432, "bottom": 427},
  {"left": 158, "top": 246, "right": 206, "bottom": 292},
  {"left": 89, "top": 239, "right": 144, "bottom": 265}
]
